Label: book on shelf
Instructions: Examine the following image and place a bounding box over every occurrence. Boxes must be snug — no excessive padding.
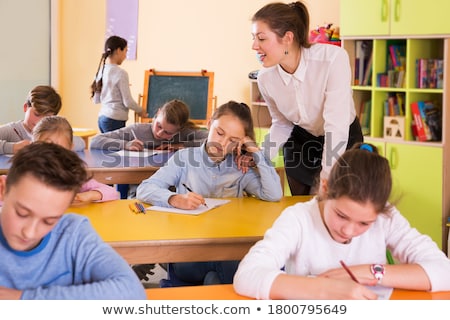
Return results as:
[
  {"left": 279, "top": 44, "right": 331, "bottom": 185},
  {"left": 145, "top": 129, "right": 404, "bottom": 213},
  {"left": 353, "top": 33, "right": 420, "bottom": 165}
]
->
[
  {"left": 388, "top": 44, "right": 406, "bottom": 69},
  {"left": 416, "top": 58, "right": 443, "bottom": 89},
  {"left": 354, "top": 40, "right": 372, "bottom": 86},
  {"left": 410, "top": 101, "right": 428, "bottom": 141},
  {"left": 359, "top": 99, "right": 371, "bottom": 135},
  {"left": 410, "top": 100, "right": 442, "bottom": 141}
]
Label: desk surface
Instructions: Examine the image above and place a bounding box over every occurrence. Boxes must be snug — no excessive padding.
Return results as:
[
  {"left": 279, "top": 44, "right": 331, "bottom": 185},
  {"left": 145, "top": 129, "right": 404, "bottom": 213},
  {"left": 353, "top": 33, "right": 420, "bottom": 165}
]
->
[
  {"left": 0, "top": 149, "right": 169, "bottom": 185},
  {"left": 68, "top": 196, "right": 310, "bottom": 264},
  {"left": 146, "top": 284, "right": 450, "bottom": 300}
]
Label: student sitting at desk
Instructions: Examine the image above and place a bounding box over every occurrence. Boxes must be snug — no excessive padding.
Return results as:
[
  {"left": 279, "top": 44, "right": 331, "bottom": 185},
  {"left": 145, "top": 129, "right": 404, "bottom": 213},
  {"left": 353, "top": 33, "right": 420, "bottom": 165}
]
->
[
  {"left": 32, "top": 115, "right": 120, "bottom": 205},
  {"left": 90, "top": 99, "right": 208, "bottom": 152},
  {"left": 136, "top": 100, "right": 283, "bottom": 287},
  {"left": 0, "top": 85, "right": 85, "bottom": 155},
  {"left": 233, "top": 143, "right": 450, "bottom": 300},
  {"left": 0, "top": 143, "right": 146, "bottom": 299}
]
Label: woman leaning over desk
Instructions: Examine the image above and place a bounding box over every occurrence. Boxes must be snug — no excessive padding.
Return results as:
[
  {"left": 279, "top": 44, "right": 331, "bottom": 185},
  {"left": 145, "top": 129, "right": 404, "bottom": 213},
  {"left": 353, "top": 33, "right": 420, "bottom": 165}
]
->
[{"left": 251, "top": 1, "right": 363, "bottom": 195}]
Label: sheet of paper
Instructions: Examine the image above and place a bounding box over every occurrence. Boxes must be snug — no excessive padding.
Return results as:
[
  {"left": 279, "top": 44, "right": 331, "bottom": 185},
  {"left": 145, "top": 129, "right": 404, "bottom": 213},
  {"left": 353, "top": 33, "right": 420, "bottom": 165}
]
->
[
  {"left": 110, "top": 149, "right": 169, "bottom": 158},
  {"left": 368, "top": 285, "right": 393, "bottom": 300},
  {"left": 146, "top": 198, "right": 231, "bottom": 215}
]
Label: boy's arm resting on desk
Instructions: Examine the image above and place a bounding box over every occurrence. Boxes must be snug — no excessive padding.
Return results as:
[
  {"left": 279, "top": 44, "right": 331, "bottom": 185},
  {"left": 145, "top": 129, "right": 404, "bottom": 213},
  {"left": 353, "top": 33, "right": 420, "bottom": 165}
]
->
[
  {"left": 90, "top": 124, "right": 150, "bottom": 150},
  {"left": 241, "top": 150, "right": 283, "bottom": 202},
  {"left": 16, "top": 215, "right": 146, "bottom": 300},
  {"left": 0, "top": 123, "right": 24, "bottom": 155}
]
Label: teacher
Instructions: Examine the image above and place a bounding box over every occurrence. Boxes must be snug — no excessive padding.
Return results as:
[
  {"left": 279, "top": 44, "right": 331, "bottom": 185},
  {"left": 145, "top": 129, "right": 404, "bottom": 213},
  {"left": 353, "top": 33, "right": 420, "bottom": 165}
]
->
[{"left": 251, "top": 1, "right": 363, "bottom": 195}]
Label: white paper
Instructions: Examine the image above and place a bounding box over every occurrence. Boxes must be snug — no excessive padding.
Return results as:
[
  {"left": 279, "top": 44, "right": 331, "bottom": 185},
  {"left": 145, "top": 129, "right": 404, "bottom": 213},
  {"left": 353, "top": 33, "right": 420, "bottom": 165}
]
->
[
  {"left": 146, "top": 198, "right": 231, "bottom": 215},
  {"left": 369, "top": 285, "right": 393, "bottom": 300},
  {"left": 110, "top": 149, "right": 169, "bottom": 158}
]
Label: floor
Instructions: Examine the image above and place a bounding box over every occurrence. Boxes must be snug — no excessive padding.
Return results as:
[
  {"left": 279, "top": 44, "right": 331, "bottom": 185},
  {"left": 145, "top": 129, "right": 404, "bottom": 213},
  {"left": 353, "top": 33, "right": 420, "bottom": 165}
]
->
[{"left": 132, "top": 263, "right": 168, "bottom": 288}]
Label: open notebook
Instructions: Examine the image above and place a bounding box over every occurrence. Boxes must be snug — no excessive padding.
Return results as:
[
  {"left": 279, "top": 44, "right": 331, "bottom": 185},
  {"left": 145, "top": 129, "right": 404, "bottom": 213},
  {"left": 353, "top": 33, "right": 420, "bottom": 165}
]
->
[
  {"left": 146, "top": 198, "right": 230, "bottom": 215},
  {"left": 110, "top": 149, "right": 170, "bottom": 158}
]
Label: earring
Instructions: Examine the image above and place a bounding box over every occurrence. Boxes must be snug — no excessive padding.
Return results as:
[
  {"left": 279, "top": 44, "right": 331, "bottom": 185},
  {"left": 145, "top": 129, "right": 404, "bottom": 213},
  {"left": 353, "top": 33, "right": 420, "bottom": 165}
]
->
[{"left": 284, "top": 49, "right": 288, "bottom": 55}]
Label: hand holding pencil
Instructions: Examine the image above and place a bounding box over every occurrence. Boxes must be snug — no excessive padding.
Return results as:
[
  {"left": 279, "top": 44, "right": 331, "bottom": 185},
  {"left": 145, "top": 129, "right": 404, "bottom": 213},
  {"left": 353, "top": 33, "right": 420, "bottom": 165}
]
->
[{"left": 167, "top": 184, "right": 207, "bottom": 210}]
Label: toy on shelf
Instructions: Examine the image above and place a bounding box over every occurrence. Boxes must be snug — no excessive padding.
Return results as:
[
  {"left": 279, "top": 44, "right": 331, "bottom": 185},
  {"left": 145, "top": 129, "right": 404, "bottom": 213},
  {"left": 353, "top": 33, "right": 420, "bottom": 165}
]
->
[{"left": 309, "top": 23, "right": 341, "bottom": 47}]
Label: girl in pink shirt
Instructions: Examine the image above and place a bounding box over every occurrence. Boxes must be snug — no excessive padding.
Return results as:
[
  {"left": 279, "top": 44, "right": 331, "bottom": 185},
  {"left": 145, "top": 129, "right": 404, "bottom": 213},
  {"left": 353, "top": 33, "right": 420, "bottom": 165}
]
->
[{"left": 32, "top": 116, "right": 119, "bottom": 204}]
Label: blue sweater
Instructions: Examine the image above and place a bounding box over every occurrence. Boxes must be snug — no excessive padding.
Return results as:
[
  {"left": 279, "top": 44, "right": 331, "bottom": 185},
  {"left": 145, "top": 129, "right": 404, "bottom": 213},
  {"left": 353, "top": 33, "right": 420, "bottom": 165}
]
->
[
  {"left": 136, "top": 142, "right": 283, "bottom": 207},
  {"left": 0, "top": 214, "right": 146, "bottom": 299}
]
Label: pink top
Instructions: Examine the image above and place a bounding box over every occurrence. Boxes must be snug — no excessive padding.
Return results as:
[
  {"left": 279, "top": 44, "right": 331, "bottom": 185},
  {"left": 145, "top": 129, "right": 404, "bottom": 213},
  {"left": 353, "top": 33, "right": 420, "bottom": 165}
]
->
[{"left": 80, "top": 179, "right": 119, "bottom": 202}]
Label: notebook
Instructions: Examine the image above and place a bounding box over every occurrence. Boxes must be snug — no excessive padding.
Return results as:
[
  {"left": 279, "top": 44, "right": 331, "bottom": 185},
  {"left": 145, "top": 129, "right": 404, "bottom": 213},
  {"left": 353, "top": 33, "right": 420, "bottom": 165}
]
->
[{"left": 146, "top": 198, "right": 231, "bottom": 215}]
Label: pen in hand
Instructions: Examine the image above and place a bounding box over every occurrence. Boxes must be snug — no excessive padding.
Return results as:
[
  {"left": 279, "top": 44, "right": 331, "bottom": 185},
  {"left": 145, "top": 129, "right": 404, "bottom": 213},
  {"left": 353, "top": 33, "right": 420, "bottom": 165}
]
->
[
  {"left": 130, "top": 129, "right": 138, "bottom": 140},
  {"left": 339, "top": 260, "right": 360, "bottom": 284},
  {"left": 182, "top": 183, "right": 208, "bottom": 208},
  {"left": 13, "top": 128, "right": 23, "bottom": 140}
]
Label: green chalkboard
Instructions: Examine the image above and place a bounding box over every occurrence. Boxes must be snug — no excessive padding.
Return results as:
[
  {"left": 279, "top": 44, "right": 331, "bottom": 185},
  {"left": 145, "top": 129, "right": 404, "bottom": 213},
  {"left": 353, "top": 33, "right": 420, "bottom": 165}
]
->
[{"left": 141, "top": 70, "right": 214, "bottom": 124}]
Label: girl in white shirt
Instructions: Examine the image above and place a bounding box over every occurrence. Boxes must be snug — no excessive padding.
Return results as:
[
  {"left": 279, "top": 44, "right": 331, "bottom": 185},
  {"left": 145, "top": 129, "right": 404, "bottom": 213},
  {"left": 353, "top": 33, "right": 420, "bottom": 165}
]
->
[
  {"left": 251, "top": 2, "right": 363, "bottom": 195},
  {"left": 233, "top": 143, "right": 450, "bottom": 299}
]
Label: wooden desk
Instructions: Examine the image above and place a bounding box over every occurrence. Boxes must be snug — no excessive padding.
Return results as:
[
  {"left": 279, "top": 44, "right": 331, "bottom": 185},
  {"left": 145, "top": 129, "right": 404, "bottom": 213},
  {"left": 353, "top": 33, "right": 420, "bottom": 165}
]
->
[
  {"left": 145, "top": 284, "right": 450, "bottom": 300},
  {"left": 0, "top": 149, "right": 169, "bottom": 185},
  {"left": 73, "top": 128, "right": 97, "bottom": 147},
  {"left": 68, "top": 196, "right": 310, "bottom": 264}
]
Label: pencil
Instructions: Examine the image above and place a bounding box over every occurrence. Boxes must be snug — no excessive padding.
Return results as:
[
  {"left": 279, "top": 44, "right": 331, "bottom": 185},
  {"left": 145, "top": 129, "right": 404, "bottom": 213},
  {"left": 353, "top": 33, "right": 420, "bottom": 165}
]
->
[
  {"left": 130, "top": 129, "right": 138, "bottom": 140},
  {"left": 339, "top": 260, "right": 360, "bottom": 284},
  {"left": 182, "top": 183, "right": 208, "bottom": 208},
  {"left": 13, "top": 128, "right": 23, "bottom": 140}
]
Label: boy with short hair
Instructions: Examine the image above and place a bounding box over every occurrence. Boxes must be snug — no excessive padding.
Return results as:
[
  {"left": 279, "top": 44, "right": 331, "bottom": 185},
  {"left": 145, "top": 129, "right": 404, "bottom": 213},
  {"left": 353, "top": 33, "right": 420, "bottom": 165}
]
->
[
  {"left": 0, "top": 85, "right": 84, "bottom": 154},
  {"left": 0, "top": 142, "right": 146, "bottom": 299}
]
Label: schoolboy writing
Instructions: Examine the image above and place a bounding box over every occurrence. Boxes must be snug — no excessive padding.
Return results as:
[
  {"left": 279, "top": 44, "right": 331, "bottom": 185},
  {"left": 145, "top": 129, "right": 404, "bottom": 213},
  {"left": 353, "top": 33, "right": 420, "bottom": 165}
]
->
[
  {"left": 0, "top": 85, "right": 85, "bottom": 155},
  {"left": 136, "top": 101, "right": 283, "bottom": 286},
  {"left": 90, "top": 99, "right": 208, "bottom": 151},
  {"left": 32, "top": 115, "right": 120, "bottom": 205},
  {"left": 233, "top": 143, "right": 450, "bottom": 299},
  {"left": 0, "top": 142, "right": 145, "bottom": 299}
]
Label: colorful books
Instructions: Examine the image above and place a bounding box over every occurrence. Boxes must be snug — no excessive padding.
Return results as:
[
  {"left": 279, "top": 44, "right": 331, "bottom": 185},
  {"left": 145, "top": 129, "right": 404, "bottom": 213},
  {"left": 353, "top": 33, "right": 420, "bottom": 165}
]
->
[{"left": 410, "top": 101, "right": 428, "bottom": 141}]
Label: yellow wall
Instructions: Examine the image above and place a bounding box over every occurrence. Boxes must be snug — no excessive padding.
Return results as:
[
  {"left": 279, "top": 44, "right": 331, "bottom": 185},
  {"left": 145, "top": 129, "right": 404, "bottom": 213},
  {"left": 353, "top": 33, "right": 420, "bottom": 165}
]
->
[{"left": 57, "top": 0, "right": 339, "bottom": 130}]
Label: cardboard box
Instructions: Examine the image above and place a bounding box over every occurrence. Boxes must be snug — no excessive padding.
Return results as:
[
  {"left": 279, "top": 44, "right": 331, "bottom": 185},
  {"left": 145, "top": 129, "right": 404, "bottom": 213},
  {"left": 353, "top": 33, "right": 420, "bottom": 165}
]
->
[{"left": 384, "top": 116, "right": 405, "bottom": 140}]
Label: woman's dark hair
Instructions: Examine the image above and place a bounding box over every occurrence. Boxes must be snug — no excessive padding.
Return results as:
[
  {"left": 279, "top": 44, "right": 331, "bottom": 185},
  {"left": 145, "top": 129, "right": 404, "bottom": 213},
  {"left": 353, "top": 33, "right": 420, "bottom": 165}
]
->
[
  {"left": 90, "top": 35, "right": 128, "bottom": 98},
  {"left": 252, "top": 1, "right": 311, "bottom": 49},
  {"left": 211, "top": 101, "right": 255, "bottom": 141},
  {"left": 326, "top": 143, "right": 393, "bottom": 214}
]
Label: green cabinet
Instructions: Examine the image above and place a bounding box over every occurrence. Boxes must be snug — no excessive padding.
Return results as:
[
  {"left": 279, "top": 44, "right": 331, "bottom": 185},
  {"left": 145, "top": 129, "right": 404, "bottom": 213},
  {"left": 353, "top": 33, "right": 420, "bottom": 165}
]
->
[
  {"left": 341, "top": 0, "right": 450, "bottom": 37},
  {"left": 340, "top": 0, "right": 450, "bottom": 251},
  {"left": 388, "top": 142, "right": 442, "bottom": 246}
]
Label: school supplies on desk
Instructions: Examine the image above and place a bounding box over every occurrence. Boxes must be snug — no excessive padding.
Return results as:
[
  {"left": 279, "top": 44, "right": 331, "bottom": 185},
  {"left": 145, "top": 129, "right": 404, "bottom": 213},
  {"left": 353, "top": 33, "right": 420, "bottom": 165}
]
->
[
  {"left": 182, "top": 183, "right": 208, "bottom": 208},
  {"left": 147, "top": 198, "right": 230, "bottom": 215},
  {"left": 129, "top": 202, "right": 146, "bottom": 214},
  {"left": 110, "top": 149, "right": 170, "bottom": 158}
]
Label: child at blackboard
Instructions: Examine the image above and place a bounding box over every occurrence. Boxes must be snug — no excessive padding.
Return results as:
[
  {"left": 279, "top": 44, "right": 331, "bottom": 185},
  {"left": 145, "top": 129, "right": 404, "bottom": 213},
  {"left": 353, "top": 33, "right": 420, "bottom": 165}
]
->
[
  {"left": 91, "top": 35, "right": 147, "bottom": 133},
  {"left": 0, "top": 142, "right": 146, "bottom": 299},
  {"left": 233, "top": 143, "right": 450, "bottom": 300},
  {"left": 136, "top": 101, "right": 283, "bottom": 286}
]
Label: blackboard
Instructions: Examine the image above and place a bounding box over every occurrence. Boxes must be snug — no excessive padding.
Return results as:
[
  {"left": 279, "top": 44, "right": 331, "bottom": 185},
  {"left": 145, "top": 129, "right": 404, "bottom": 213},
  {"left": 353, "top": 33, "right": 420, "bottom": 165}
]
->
[{"left": 141, "top": 69, "right": 214, "bottom": 124}]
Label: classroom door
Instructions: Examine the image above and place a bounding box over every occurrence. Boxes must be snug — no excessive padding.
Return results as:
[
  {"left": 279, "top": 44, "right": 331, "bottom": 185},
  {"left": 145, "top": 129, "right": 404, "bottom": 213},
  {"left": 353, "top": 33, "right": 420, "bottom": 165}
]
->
[{"left": 0, "top": 0, "right": 50, "bottom": 124}]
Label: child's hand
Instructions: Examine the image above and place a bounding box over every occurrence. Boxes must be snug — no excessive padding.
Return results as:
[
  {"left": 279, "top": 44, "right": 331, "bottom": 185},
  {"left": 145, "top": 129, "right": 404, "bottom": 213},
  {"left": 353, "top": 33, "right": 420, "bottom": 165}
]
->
[
  {"left": 155, "top": 143, "right": 183, "bottom": 151},
  {"left": 168, "top": 193, "right": 206, "bottom": 210},
  {"left": 235, "top": 136, "right": 258, "bottom": 173},
  {"left": 72, "top": 190, "right": 102, "bottom": 205},
  {"left": 13, "top": 140, "right": 31, "bottom": 154},
  {"left": 125, "top": 139, "right": 144, "bottom": 151},
  {"left": 0, "top": 286, "right": 22, "bottom": 300},
  {"left": 319, "top": 264, "right": 378, "bottom": 286}
]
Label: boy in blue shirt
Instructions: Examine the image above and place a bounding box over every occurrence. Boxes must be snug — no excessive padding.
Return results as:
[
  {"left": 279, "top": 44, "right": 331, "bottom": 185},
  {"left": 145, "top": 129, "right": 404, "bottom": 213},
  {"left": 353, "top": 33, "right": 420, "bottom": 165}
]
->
[{"left": 0, "top": 142, "right": 146, "bottom": 299}]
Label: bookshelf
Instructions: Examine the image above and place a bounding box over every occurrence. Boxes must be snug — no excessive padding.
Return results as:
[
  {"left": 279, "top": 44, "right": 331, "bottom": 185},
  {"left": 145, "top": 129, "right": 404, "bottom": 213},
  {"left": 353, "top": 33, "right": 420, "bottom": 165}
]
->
[
  {"left": 249, "top": 79, "right": 271, "bottom": 128},
  {"left": 341, "top": 5, "right": 450, "bottom": 253}
]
